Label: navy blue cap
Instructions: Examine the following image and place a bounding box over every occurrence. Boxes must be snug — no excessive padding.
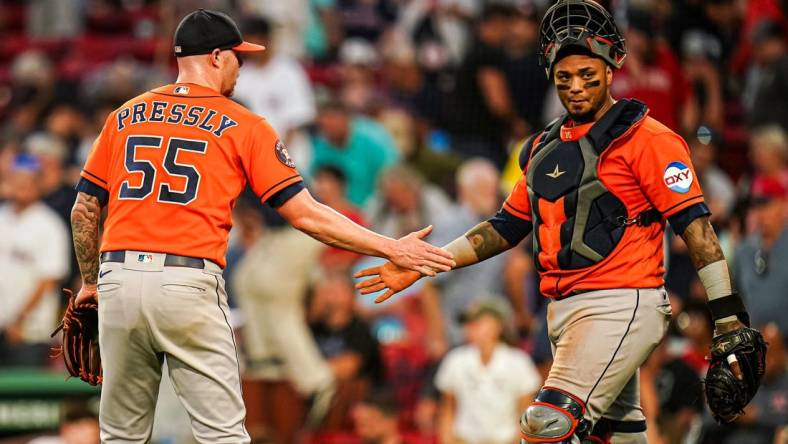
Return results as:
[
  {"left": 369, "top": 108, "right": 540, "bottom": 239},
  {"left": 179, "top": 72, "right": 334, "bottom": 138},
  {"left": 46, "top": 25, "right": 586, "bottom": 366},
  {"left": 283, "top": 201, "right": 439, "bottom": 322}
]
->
[{"left": 174, "top": 9, "right": 265, "bottom": 57}]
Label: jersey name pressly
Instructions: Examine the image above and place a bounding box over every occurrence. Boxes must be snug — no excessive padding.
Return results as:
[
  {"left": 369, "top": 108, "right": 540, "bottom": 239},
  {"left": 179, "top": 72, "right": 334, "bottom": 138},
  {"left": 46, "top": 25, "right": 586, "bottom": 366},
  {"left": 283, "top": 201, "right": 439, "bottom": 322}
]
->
[
  {"left": 80, "top": 83, "right": 303, "bottom": 267},
  {"left": 114, "top": 101, "right": 238, "bottom": 138}
]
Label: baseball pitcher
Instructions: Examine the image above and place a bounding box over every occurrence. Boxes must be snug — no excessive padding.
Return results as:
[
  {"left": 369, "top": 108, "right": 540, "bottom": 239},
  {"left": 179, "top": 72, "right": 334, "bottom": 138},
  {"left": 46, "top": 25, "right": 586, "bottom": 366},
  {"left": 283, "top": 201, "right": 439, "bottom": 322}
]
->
[{"left": 60, "top": 9, "right": 454, "bottom": 443}]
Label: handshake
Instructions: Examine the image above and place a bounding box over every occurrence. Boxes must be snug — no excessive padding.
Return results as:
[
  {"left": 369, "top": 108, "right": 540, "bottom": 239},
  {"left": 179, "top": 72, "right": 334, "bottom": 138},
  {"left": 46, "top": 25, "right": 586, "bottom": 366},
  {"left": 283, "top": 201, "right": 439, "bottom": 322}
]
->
[{"left": 356, "top": 225, "right": 449, "bottom": 303}]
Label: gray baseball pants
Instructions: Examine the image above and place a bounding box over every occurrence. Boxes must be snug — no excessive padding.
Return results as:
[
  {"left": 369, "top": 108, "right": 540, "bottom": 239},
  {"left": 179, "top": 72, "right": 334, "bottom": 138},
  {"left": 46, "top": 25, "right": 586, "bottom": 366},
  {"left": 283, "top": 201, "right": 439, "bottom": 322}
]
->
[
  {"left": 540, "top": 288, "right": 672, "bottom": 444},
  {"left": 97, "top": 251, "right": 250, "bottom": 443}
]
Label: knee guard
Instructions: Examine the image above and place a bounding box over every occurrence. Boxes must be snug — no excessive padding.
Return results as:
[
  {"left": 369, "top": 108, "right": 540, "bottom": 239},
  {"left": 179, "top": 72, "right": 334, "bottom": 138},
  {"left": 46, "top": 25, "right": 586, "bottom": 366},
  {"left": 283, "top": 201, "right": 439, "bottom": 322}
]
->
[{"left": 520, "top": 387, "right": 591, "bottom": 443}]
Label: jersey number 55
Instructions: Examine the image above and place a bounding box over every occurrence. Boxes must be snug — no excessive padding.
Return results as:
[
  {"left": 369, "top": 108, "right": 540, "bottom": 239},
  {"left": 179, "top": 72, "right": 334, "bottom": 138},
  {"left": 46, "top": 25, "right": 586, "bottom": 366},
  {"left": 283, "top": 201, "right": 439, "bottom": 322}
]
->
[{"left": 119, "top": 135, "right": 207, "bottom": 205}]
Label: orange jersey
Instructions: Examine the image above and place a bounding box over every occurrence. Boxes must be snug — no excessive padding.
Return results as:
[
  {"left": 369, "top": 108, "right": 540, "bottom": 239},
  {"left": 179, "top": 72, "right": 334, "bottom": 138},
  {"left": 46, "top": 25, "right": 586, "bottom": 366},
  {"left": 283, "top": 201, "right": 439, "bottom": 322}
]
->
[
  {"left": 80, "top": 83, "right": 303, "bottom": 267},
  {"left": 504, "top": 114, "right": 704, "bottom": 297}
]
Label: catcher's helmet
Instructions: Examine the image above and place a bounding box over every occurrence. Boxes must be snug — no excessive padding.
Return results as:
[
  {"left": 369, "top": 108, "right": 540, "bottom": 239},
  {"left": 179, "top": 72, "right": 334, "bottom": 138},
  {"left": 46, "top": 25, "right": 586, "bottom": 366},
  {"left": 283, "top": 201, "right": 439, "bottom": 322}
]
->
[{"left": 538, "top": 0, "right": 626, "bottom": 77}]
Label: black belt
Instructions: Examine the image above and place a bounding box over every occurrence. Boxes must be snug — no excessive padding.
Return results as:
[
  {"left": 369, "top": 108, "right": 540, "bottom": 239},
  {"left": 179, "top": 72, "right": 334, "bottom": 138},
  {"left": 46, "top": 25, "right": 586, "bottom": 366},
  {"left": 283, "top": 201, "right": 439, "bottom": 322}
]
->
[{"left": 101, "top": 251, "right": 207, "bottom": 269}]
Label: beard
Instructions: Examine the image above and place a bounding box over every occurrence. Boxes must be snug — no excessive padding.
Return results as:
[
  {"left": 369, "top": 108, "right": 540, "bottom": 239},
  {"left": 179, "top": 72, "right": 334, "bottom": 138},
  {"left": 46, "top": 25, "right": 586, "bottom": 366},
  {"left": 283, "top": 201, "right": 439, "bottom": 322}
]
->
[
  {"left": 564, "top": 87, "right": 609, "bottom": 123},
  {"left": 556, "top": 74, "right": 611, "bottom": 123},
  {"left": 222, "top": 71, "right": 238, "bottom": 97},
  {"left": 567, "top": 107, "right": 597, "bottom": 124},
  {"left": 222, "top": 82, "right": 235, "bottom": 97}
]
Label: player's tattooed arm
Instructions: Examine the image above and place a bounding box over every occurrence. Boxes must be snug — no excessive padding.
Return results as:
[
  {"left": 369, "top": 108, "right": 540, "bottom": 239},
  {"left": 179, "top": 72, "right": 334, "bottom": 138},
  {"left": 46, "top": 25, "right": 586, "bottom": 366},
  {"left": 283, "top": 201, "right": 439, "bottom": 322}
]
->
[
  {"left": 437, "top": 221, "right": 513, "bottom": 270},
  {"left": 71, "top": 192, "right": 102, "bottom": 286},
  {"left": 680, "top": 216, "right": 725, "bottom": 269},
  {"left": 461, "top": 221, "right": 512, "bottom": 263},
  {"left": 681, "top": 215, "right": 744, "bottom": 333},
  {"left": 278, "top": 189, "right": 454, "bottom": 275}
]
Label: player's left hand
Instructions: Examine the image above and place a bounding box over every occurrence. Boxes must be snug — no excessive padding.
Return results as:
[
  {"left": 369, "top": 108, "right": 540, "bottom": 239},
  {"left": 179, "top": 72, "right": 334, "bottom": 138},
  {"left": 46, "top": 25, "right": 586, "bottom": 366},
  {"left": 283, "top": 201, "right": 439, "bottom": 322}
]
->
[
  {"left": 713, "top": 318, "right": 748, "bottom": 379},
  {"left": 387, "top": 225, "right": 455, "bottom": 276},
  {"left": 705, "top": 320, "right": 767, "bottom": 423},
  {"left": 355, "top": 261, "right": 423, "bottom": 303}
]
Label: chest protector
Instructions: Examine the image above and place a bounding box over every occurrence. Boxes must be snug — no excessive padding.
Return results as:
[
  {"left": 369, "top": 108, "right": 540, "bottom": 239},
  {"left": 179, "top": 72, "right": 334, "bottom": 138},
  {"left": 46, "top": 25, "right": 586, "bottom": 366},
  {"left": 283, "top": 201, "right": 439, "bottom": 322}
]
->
[{"left": 521, "top": 99, "right": 659, "bottom": 271}]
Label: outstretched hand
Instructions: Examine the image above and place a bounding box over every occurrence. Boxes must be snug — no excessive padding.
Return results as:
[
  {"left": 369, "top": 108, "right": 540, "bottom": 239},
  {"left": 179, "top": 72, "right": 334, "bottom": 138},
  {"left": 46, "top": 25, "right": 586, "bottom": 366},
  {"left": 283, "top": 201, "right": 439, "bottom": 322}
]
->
[
  {"left": 388, "top": 225, "right": 454, "bottom": 276},
  {"left": 355, "top": 262, "right": 424, "bottom": 303}
]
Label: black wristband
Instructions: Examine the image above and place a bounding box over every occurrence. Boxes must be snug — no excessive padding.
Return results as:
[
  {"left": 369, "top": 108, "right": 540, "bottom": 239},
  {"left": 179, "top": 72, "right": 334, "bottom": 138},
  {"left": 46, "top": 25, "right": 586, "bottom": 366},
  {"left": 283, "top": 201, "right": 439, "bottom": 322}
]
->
[{"left": 708, "top": 293, "right": 750, "bottom": 326}]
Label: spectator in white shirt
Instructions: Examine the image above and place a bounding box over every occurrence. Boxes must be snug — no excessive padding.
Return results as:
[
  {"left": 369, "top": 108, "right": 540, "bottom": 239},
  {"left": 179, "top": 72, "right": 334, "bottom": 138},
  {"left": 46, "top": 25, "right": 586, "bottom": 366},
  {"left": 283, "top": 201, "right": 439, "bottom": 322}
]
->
[
  {"left": 233, "top": 16, "right": 317, "bottom": 168},
  {"left": 0, "top": 154, "right": 69, "bottom": 366},
  {"left": 435, "top": 299, "right": 541, "bottom": 444}
]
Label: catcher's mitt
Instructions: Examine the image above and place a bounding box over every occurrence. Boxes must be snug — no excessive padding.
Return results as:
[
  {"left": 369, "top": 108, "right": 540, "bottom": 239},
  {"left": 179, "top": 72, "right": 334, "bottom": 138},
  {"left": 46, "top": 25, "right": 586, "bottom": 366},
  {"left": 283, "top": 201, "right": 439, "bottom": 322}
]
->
[
  {"left": 705, "top": 327, "right": 766, "bottom": 423},
  {"left": 51, "top": 289, "right": 102, "bottom": 386}
]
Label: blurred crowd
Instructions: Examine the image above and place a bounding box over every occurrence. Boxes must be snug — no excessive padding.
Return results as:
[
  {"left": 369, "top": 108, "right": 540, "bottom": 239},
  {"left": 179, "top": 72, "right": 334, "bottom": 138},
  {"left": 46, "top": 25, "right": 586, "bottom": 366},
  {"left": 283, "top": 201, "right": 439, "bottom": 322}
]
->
[{"left": 0, "top": 0, "right": 787, "bottom": 443}]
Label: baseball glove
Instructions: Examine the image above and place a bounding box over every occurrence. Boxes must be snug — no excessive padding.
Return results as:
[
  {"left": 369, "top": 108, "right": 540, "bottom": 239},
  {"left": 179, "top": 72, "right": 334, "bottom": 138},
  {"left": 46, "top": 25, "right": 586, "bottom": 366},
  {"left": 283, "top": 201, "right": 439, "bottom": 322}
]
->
[
  {"left": 51, "top": 289, "right": 102, "bottom": 386},
  {"left": 705, "top": 327, "right": 766, "bottom": 423}
]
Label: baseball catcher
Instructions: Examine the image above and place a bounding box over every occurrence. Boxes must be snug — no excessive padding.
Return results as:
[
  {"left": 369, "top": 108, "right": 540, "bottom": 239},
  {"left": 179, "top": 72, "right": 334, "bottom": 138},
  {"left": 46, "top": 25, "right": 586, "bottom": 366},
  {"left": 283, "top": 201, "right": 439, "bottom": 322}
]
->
[{"left": 355, "top": 0, "right": 766, "bottom": 442}]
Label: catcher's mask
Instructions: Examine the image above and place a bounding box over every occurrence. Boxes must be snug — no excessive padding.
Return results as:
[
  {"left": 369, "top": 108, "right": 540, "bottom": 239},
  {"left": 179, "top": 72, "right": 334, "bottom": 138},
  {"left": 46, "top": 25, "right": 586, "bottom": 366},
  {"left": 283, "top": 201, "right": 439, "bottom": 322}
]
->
[{"left": 538, "top": 0, "right": 626, "bottom": 78}]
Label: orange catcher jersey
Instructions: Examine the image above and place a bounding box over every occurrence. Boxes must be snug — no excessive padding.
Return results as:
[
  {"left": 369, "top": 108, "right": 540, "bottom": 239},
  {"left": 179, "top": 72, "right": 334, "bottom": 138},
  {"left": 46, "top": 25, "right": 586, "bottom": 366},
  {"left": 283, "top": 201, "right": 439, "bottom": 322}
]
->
[{"left": 505, "top": 114, "right": 704, "bottom": 297}]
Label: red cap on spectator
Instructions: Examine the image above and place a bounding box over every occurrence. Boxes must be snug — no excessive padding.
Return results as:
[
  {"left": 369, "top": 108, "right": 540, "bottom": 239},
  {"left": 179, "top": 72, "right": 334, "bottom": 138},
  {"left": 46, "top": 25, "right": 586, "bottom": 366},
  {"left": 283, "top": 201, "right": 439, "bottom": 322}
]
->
[{"left": 751, "top": 176, "right": 787, "bottom": 204}]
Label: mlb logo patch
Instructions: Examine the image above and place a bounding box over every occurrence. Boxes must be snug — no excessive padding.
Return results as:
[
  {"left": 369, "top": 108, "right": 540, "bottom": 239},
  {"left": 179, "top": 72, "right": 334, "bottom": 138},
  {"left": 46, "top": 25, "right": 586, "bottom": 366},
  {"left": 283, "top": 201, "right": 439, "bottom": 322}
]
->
[
  {"left": 663, "top": 161, "right": 693, "bottom": 194},
  {"left": 138, "top": 254, "right": 154, "bottom": 263},
  {"left": 174, "top": 86, "right": 190, "bottom": 95}
]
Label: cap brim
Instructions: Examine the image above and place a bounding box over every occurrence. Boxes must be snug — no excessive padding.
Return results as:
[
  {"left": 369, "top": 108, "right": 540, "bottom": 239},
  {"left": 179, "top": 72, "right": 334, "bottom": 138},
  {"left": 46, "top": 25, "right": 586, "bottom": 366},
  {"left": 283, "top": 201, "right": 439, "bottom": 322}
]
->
[{"left": 232, "top": 41, "right": 266, "bottom": 52}]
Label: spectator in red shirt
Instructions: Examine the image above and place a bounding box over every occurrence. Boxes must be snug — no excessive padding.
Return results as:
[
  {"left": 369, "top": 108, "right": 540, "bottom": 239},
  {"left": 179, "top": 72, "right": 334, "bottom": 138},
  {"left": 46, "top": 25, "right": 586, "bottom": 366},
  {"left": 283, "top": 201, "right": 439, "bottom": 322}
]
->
[
  {"left": 611, "top": 8, "right": 698, "bottom": 133},
  {"left": 312, "top": 165, "right": 367, "bottom": 270}
]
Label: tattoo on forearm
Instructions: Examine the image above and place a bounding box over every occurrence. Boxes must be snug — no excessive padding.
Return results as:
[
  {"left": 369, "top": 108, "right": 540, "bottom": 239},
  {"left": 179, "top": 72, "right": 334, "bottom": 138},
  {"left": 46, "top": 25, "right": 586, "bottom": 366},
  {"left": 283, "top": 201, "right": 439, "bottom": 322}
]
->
[
  {"left": 71, "top": 192, "right": 102, "bottom": 285},
  {"left": 464, "top": 222, "right": 511, "bottom": 262},
  {"left": 680, "top": 216, "right": 725, "bottom": 270}
]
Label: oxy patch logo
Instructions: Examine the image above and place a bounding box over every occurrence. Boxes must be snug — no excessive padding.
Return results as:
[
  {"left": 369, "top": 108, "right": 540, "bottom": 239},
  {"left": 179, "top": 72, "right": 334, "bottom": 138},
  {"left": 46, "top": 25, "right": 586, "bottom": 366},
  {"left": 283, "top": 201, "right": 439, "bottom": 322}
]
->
[{"left": 663, "top": 161, "right": 693, "bottom": 193}]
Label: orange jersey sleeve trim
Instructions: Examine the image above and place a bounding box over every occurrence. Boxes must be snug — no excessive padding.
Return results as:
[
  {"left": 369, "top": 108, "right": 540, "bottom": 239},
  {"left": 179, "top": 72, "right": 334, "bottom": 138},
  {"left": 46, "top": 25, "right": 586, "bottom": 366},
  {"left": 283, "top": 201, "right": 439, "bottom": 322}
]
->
[
  {"left": 661, "top": 194, "right": 705, "bottom": 218},
  {"left": 81, "top": 169, "right": 108, "bottom": 188},
  {"left": 259, "top": 175, "right": 304, "bottom": 203},
  {"left": 503, "top": 201, "right": 531, "bottom": 221}
]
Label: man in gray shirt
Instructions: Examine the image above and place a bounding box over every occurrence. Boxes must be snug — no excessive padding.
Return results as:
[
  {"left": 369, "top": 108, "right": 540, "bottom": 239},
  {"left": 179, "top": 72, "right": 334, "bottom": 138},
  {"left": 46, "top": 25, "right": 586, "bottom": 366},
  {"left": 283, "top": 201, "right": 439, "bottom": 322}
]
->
[
  {"left": 733, "top": 177, "right": 788, "bottom": 339},
  {"left": 428, "top": 159, "right": 527, "bottom": 346}
]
